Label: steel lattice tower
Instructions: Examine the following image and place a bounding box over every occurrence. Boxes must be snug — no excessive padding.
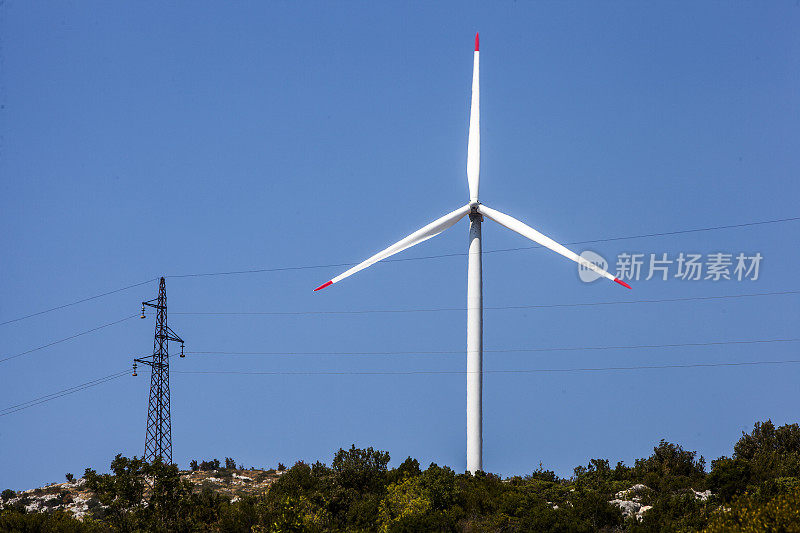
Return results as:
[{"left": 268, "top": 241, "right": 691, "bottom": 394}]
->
[{"left": 134, "top": 277, "right": 184, "bottom": 464}]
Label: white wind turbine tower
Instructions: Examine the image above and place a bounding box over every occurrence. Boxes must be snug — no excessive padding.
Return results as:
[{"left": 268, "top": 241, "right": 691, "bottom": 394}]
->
[{"left": 314, "top": 33, "right": 631, "bottom": 474}]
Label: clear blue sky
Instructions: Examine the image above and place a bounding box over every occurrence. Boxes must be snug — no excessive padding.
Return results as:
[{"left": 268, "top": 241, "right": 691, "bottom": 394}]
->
[{"left": 1, "top": 2, "right": 799, "bottom": 490}]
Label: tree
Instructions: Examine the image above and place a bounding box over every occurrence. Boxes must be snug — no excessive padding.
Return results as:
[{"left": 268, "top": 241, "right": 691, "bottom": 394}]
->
[
  {"left": 332, "top": 445, "right": 391, "bottom": 494},
  {"left": 84, "top": 455, "right": 194, "bottom": 532},
  {"left": 84, "top": 455, "right": 148, "bottom": 531},
  {"left": 703, "top": 487, "right": 800, "bottom": 532},
  {"left": 733, "top": 420, "right": 800, "bottom": 465},
  {"left": 199, "top": 459, "right": 220, "bottom": 471},
  {"left": 708, "top": 420, "right": 800, "bottom": 502},
  {"left": 527, "top": 464, "right": 559, "bottom": 483},
  {"left": 392, "top": 457, "right": 421, "bottom": 482},
  {"left": 326, "top": 446, "right": 392, "bottom": 529},
  {"left": 635, "top": 440, "right": 706, "bottom": 492},
  {"left": 1, "top": 489, "right": 15, "bottom": 501},
  {"left": 146, "top": 457, "right": 195, "bottom": 531},
  {"left": 65, "top": 473, "right": 75, "bottom": 482},
  {"left": 189, "top": 460, "right": 199, "bottom": 471},
  {"left": 707, "top": 457, "right": 751, "bottom": 502},
  {"left": 378, "top": 476, "right": 431, "bottom": 532},
  {"left": 420, "top": 463, "right": 457, "bottom": 511},
  {"left": 225, "top": 457, "right": 236, "bottom": 470}
]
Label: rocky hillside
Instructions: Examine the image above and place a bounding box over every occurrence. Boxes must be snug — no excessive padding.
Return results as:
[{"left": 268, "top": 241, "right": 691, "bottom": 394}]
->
[
  {"left": 0, "top": 467, "right": 713, "bottom": 526},
  {"left": 0, "top": 468, "right": 284, "bottom": 519},
  {"left": 2, "top": 421, "right": 799, "bottom": 532}
]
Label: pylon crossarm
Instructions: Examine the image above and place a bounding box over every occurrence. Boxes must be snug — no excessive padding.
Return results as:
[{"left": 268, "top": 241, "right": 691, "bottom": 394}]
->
[
  {"left": 134, "top": 358, "right": 168, "bottom": 370},
  {"left": 134, "top": 355, "right": 155, "bottom": 366},
  {"left": 165, "top": 326, "right": 183, "bottom": 344}
]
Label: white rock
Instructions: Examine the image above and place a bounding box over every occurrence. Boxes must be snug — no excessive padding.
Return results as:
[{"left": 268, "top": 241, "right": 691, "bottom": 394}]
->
[
  {"left": 64, "top": 478, "right": 86, "bottom": 490},
  {"left": 637, "top": 505, "right": 653, "bottom": 521},
  {"left": 67, "top": 496, "right": 91, "bottom": 519},
  {"left": 610, "top": 495, "right": 653, "bottom": 522},
  {"left": 610, "top": 499, "right": 641, "bottom": 517},
  {"left": 615, "top": 484, "right": 650, "bottom": 500}
]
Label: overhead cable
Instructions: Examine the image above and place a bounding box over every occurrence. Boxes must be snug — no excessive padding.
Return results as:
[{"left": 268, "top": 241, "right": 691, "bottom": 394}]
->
[
  {"left": 166, "top": 215, "right": 800, "bottom": 279},
  {"left": 186, "top": 337, "right": 800, "bottom": 357},
  {"left": 172, "top": 289, "right": 800, "bottom": 317},
  {"left": 0, "top": 369, "right": 130, "bottom": 417},
  {"left": 0, "top": 315, "right": 139, "bottom": 365},
  {"left": 0, "top": 278, "right": 157, "bottom": 328},
  {"left": 173, "top": 359, "right": 800, "bottom": 376},
  {"left": 3, "top": 215, "right": 797, "bottom": 326}
]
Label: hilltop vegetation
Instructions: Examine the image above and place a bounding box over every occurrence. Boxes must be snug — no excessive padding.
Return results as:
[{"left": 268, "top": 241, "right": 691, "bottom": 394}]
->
[{"left": 2, "top": 420, "right": 800, "bottom": 532}]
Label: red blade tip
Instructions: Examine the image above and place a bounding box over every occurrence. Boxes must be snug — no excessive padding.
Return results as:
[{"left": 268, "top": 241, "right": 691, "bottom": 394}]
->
[
  {"left": 614, "top": 278, "right": 632, "bottom": 289},
  {"left": 475, "top": 32, "right": 479, "bottom": 51},
  {"left": 313, "top": 280, "right": 333, "bottom": 291}
]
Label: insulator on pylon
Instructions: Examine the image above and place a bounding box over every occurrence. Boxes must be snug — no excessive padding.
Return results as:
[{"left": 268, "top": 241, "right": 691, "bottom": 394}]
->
[
  {"left": 180, "top": 343, "right": 185, "bottom": 358},
  {"left": 132, "top": 363, "right": 138, "bottom": 377},
  {"left": 140, "top": 304, "right": 146, "bottom": 319}
]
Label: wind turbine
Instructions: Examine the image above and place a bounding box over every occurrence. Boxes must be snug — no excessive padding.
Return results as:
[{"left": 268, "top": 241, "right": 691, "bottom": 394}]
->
[{"left": 314, "top": 33, "right": 631, "bottom": 474}]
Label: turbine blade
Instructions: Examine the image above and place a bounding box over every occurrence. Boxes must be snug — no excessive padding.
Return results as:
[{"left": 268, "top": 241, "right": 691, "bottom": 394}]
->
[
  {"left": 477, "top": 205, "right": 631, "bottom": 289},
  {"left": 467, "top": 33, "right": 480, "bottom": 202},
  {"left": 314, "top": 204, "right": 472, "bottom": 291}
]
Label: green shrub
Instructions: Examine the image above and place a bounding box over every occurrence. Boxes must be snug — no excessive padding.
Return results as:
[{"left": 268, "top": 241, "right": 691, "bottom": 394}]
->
[{"left": 703, "top": 487, "right": 800, "bottom": 532}]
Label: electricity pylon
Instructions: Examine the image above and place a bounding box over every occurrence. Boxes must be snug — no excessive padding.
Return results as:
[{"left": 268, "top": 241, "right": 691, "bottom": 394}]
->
[{"left": 134, "top": 277, "right": 184, "bottom": 464}]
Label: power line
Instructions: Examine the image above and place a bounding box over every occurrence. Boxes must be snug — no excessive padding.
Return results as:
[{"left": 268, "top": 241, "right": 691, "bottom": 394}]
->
[
  {"left": 171, "top": 289, "right": 800, "bottom": 317},
  {"left": 0, "top": 369, "right": 130, "bottom": 417},
  {"left": 0, "top": 288, "right": 791, "bottom": 367},
  {"left": 173, "top": 359, "right": 800, "bottom": 376},
  {"left": 186, "top": 337, "right": 800, "bottom": 357},
  {"left": 2, "top": 290, "right": 795, "bottom": 367},
  {"left": 2, "top": 215, "right": 797, "bottom": 326},
  {"left": 0, "top": 314, "right": 139, "bottom": 365},
  {"left": 167, "top": 262, "right": 354, "bottom": 279},
  {"left": 0, "top": 278, "right": 158, "bottom": 328},
  {"left": 555, "top": 215, "right": 800, "bottom": 246},
  {"left": 6, "top": 355, "right": 794, "bottom": 417},
  {"left": 166, "top": 215, "right": 800, "bottom": 278}
]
